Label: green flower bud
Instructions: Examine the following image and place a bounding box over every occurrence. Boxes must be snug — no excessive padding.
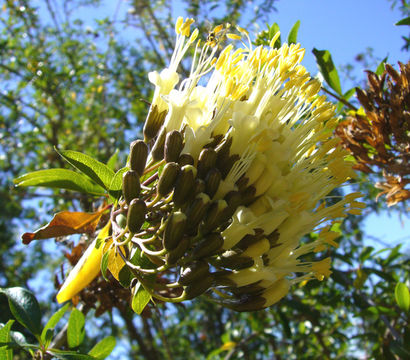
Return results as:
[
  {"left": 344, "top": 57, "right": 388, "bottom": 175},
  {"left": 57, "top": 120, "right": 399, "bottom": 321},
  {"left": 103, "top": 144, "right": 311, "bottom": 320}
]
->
[
  {"left": 163, "top": 212, "right": 187, "bottom": 251},
  {"left": 185, "top": 193, "right": 211, "bottom": 235},
  {"left": 173, "top": 165, "right": 197, "bottom": 207},
  {"left": 164, "top": 130, "right": 184, "bottom": 163},
  {"left": 157, "top": 162, "right": 180, "bottom": 197},
  {"left": 115, "top": 213, "right": 127, "bottom": 229},
  {"left": 200, "top": 200, "right": 228, "bottom": 234},
  {"left": 122, "top": 170, "right": 141, "bottom": 205},
  {"left": 178, "top": 261, "right": 209, "bottom": 286},
  {"left": 129, "top": 140, "right": 148, "bottom": 176},
  {"left": 204, "top": 168, "right": 221, "bottom": 198},
  {"left": 229, "top": 296, "right": 266, "bottom": 312},
  {"left": 127, "top": 199, "right": 147, "bottom": 233},
  {"left": 166, "top": 235, "right": 190, "bottom": 265},
  {"left": 184, "top": 275, "right": 213, "bottom": 300},
  {"left": 192, "top": 233, "right": 224, "bottom": 259},
  {"left": 151, "top": 127, "right": 167, "bottom": 162},
  {"left": 143, "top": 105, "right": 167, "bottom": 142},
  {"left": 178, "top": 153, "right": 194, "bottom": 166},
  {"left": 197, "top": 148, "right": 217, "bottom": 178}
]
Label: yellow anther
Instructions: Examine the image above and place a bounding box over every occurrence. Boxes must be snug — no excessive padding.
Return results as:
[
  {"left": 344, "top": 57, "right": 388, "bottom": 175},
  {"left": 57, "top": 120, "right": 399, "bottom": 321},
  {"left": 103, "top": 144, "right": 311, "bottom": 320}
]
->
[
  {"left": 236, "top": 25, "right": 249, "bottom": 36},
  {"left": 213, "top": 24, "right": 224, "bottom": 34},
  {"left": 269, "top": 31, "right": 281, "bottom": 48},
  {"left": 189, "top": 28, "right": 199, "bottom": 43},
  {"left": 175, "top": 17, "right": 183, "bottom": 34},
  {"left": 227, "top": 33, "right": 241, "bottom": 40}
]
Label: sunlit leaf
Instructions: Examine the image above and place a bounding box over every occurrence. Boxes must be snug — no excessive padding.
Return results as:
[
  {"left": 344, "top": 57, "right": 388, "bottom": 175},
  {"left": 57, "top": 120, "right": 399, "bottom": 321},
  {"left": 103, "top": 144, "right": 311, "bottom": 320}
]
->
[
  {"left": 0, "top": 320, "right": 14, "bottom": 360},
  {"left": 67, "top": 309, "right": 85, "bottom": 349},
  {"left": 22, "top": 208, "right": 107, "bottom": 244},
  {"left": 395, "top": 283, "right": 409, "bottom": 312},
  {"left": 131, "top": 283, "right": 151, "bottom": 315},
  {"left": 312, "top": 48, "right": 342, "bottom": 95},
  {"left": 57, "top": 149, "right": 115, "bottom": 190},
  {"left": 88, "top": 336, "right": 116, "bottom": 359},
  {"left": 287, "top": 20, "right": 300, "bottom": 44},
  {"left": 14, "top": 169, "right": 106, "bottom": 195},
  {"left": 41, "top": 303, "right": 70, "bottom": 344}
]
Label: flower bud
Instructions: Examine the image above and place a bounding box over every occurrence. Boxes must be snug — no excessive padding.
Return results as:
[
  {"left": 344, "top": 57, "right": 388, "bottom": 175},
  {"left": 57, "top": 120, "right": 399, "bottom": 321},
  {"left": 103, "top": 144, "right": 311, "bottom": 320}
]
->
[
  {"left": 184, "top": 275, "right": 213, "bottom": 300},
  {"left": 164, "top": 130, "right": 184, "bottom": 163},
  {"left": 129, "top": 140, "right": 148, "bottom": 176},
  {"left": 122, "top": 170, "right": 141, "bottom": 205},
  {"left": 229, "top": 282, "right": 265, "bottom": 296},
  {"left": 151, "top": 127, "right": 167, "bottom": 162},
  {"left": 185, "top": 193, "right": 211, "bottom": 235},
  {"left": 192, "top": 233, "right": 224, "bottom": 259},
  {"left": 200, "top": 200, "right": 228, "bottom": 234},
  {"left": 127, "top": 199, "right": 147, "bottom": 233},
  {"left": 214, "top": 251, "right": 254, "bottom": 270},
  {"left": 178, "top": 153, "right": 194, "bottom": 166},
  {"left": 173, "top": 165, "right": 197, "bottom": 207},
  {"left": 205, "top": 168, "right": 222, "bottom": 198},
  {"left": 143, "top": 105, "right": 167, "bottom": 142},
  {"left": 157, "top": 162, "right": 180, "bottom": 197},
  {"left": 179, "top": 261, "right": 209, "bottom": 285},
  {"left": 229, "top": 296, "right": 266, "bottom": 312},
  {"left": 166, "top": 235, "right": 190, "bottom": 265},
  {"left": 115, "top": 213, "right": 127, "bottom": 229},
  {"left": 219, "top": 154, "right": 240, "bottom": 179},
  {"left": 163, "top": 212, "right": 187, "bottom": 251},
  {"left": 197, "top": 148, "right": 217, "bottom": 178}
]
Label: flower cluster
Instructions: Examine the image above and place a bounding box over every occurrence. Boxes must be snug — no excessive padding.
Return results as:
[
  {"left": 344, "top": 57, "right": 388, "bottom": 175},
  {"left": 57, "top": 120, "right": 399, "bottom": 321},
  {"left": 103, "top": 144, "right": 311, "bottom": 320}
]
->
[{"left": 61, "top": 18, "right": 363, "bottom": 311}]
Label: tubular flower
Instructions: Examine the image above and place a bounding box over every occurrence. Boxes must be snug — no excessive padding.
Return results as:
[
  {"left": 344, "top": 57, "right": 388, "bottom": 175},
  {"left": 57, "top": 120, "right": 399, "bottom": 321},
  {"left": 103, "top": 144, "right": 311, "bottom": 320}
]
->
[{"left": 59, "top": 18, "right": 363, "bottom": 311}]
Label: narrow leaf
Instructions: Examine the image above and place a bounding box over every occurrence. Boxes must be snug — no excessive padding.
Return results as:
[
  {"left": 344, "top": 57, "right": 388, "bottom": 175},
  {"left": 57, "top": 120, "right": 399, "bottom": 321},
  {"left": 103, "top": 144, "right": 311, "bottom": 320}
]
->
[
  {"left": 395, "top": 283, "right": 410, "bottom": 312},
  {"left": 14, "top": 169, "right": 105, "bottom": 195},
  {"left": 287, "top": 20, "right": 300, "bottom": 44},
  {"left": 41, "top": 303, "right": 70, "bottom": 343},
  {"left": 269, "top": 23, "right": 281, "bottom": 48},
  {"left": 0, "top": 320, "right": 14, "bottom": 360},
  {"left": 48, "top": 350, "right": 96, "bottom": 360},
  {"left": 0, "top": 288, "right": 42, "bottom": 336},
  {"left": 108, "top": 167, "right": 128, "bottom": 200},
  {"left": 57, "top": 149, "right": 115, "bottom": 190},
  {"left": 375, "top": 57, "right": 388, "bottom": 76},
  {"left": 67, "top": 309, "right": 85, "bottom": 349},
  {"left": 106, "top": 149, "right": 119, "bottom": 171},
  {"left": 22, "top": 208, "right": 107, "bottom": 244},
  {"left": 88, "top": 336, "right": 116, "bottom": 359},
  {"left": 131, "top": 283, "right": 151, "bottom": 315},
  {"left": 312, "top": 48, "right": 342, "bottom": 95},
  {"left": 395, "top": 17, "right": 410, "bottom": 26}
]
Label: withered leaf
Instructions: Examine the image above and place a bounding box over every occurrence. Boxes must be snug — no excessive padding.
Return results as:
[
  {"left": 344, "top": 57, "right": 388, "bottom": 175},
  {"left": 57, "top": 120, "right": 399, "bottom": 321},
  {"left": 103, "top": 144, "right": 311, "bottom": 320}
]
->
[{"left": 22, "top": 208, "right": 107, "bottom": 244}]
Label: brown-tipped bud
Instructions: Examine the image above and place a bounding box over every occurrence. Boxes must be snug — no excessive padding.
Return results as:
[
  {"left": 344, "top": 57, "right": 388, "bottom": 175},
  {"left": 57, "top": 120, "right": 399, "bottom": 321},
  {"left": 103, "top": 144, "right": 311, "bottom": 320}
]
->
[
  {"left": 229, "top": 296, "right": 266, "bottom": 312},
  {"left": 215, "top": 136, "right": 232, "bottom": 163},
  {"left": 166, "top": 236, "right": 190, "bottom": 265},
  {"left": 129, "top": 140, "right": 148, "bottom": 176},
  {"left": 151, "top": 127, "right": 167, "bottom": 162},
  {"left": 163, "top": 212, "right": 187, "bottom": 251},
  {"left": 178, "top": 153, "right": 194, "bottom": 166},
  {"left": 173, "top": 165, "right": 197, "bottom": 207},
  {"left": 157, "top": 162, "right": 180, "bottom": 197},
  {"left": 236, "top": 232, "right": 264, "bottom": 250},
  {"left": 240, "top": 186, "right": 257, "bottom": 206},
  {"left": 185, "top": 193, "right": 211, "bottom": 235},
  {"left": 127, "top": 199, "right": 147, "bottom": 233},
  {"left": 219, "top": 154, "right": 240, "bottom": 179},
  {"left": 200, "top": 200, "right": 228, "bottom": 234},
  {"left": 192, "top": 233, "right": 224, "bottom": 259},
  {"left": 178, "top": 261, "right": 209, "bottom": 286},
  {"left": 205, "top": 134, "right": 224, "bottom": 149},
  {"left": 143, "top": 106, "right": 167, "bottom": 142},
  {"left": 184, "top": 275, "right": 213, "bottom": 300},
  {"left": 214, "top": 251, "right": 254, "bottom": 270},
  {"left": 224, "top": 191, "right": 242, "bottom": 209},
  {"left": 205, "top": 168, "right": 221, "bottom": 198},
  {"left": 122, "top": 170, "right": 141, "bottom": 205},
  {"left": 229, "top": 282, "right": 265, "bottom": 296},
  {"left": 164, "top": 130, "right": 184, "bottom": 163},
  {"left": 194, "top": 179, "right": 206, "bottom": 195},
  {"left": 197, "top": 148, "right": 217, "bottom": 178}
]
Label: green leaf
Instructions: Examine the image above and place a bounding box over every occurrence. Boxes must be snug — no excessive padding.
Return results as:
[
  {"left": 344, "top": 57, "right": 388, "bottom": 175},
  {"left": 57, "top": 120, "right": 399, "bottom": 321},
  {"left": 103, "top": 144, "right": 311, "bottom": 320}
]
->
[
  {"left": 108, "top": 167, "right": 128, "bottom": 199},
  {"left": 106, "top": 149, "right": 119, "bottom": 170},
  {"left": 88, "top": 336, "right": 116, "bottom": 359},
  {"left": 0, "top": 288, "right": 42, "bottom": 336},
  {"left": 131, "top": 283, "right": 151, "bottom": 315},
  {"left": 14, "top": 169, "right": 105, "bottom": 195},
  {"left": 118, "top": 265, "right": 132, "bottom": 288},
  {"left": 312, "top": 48, "right": 342, "bottom": 95},
  {"left": 269, "top": 23, "right": 281, "bottom": 48},
  {"left": 57, "top": 149, "right": 115, "bottom": 190},
  {"left": 0, "top": 320, "right": 14, "bottom": 360},
  {"left": 287, "top": 20, "right": 300, "bottom": 45},
  {"left": 375, "top": 57, "right": 388, "bottom": 76},
  {"left": 48, "top": 350, "right": 97, "bottom": 360},
  {"left": 101, "top": 251, "right": 110, "bottom": 281},
  {"left": 395, "top": 17, "right": 410, "bottom": 26},
  {"left": 41, "top": 303, "right": 70, "bottom": 344},
  {"left": 67, "top": 309, "right": 85, "bottom": 349},
  {"left": 395, "top": 283, "right": 409, "bottom": 312}
]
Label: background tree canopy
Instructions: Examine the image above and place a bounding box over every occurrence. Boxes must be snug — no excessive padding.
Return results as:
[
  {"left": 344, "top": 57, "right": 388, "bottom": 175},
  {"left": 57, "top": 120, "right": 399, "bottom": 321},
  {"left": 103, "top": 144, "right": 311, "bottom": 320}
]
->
[{"left": 0, "top": 0, "right": 409, "bottom": 359}]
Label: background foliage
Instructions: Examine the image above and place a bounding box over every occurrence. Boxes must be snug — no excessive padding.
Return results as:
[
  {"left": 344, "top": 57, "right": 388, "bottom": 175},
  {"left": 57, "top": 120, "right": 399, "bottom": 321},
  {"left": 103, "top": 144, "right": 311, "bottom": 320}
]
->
[{"left": 0, "top": 0, "right": 409, "bottom": 359}]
